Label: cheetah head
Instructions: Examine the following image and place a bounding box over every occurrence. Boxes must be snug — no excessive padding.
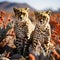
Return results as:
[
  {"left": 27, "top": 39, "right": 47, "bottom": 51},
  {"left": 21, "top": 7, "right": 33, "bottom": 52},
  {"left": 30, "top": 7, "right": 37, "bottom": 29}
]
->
[
  {"left": 13, "top": 8, "right": 29, "bottom": 22},
  {"left": 35, "top": 10, "right": 51, "bottom": 26}
]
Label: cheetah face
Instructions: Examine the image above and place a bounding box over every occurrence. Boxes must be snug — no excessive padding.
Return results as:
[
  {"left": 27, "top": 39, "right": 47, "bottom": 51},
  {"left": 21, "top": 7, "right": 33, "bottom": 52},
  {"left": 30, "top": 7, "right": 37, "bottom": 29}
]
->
[
  {"left": 13, "top": 8, "right": 29, "bottom": 22},
  {"left": 35, "top": 11, "right": 51, "bottom": 26}
]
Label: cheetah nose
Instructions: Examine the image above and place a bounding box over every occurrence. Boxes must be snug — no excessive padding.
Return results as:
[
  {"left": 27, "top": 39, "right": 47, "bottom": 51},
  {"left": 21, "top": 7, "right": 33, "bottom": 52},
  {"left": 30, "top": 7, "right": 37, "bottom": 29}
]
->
[
  {"left": 40, "top": 20, "right": 42, "bottom": 22},
  {"left": 40, "top": 19, "right": 43, "bottom": 22},
  {"left": 20, "top": 16, "right": 22, "bottom": 19}
]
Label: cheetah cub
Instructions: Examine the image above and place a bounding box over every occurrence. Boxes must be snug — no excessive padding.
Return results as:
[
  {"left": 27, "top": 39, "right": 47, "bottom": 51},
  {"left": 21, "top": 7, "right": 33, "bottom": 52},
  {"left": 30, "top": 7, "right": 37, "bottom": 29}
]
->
[
  {"left": 35, "top": 10, "right": 51, "bottom": 41},
  {"left": 13, "top": 8, "right": 36, "bottom": 39},
  {"left": 29, "top": 10, "right": 52, "bottom": 57}
]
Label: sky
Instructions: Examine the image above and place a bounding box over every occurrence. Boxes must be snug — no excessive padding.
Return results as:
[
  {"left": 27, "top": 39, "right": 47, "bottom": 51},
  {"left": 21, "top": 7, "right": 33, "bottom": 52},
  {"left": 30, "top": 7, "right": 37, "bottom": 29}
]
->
[{"left": 0, "top": 0, "right": 60, "bottom": 10}]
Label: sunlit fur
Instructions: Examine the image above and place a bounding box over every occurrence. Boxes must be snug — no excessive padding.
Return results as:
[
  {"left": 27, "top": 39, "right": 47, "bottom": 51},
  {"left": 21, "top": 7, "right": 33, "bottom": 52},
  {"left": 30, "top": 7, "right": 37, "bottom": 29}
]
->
[
  {"left": 13, "top": 8, "right": 36, "bottom": 39},
  {"left": 29, "top": 11, "right": 52, "bottom": 58},
  {"left": 34, "top": 10, "right": 51, "bottom": 41}
]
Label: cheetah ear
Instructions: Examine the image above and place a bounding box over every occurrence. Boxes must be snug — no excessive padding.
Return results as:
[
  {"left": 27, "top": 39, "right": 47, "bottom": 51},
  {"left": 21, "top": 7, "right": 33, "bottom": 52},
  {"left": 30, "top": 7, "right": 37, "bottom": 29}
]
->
[
  {"left": 13, "top": 8, "right": 17, "bottom": 13},
  {"left": 34, "top": 11, "right": 39, "bottom": 16},
  {"left": 13, "top": 7, "right": 17, "bottom": 12},
  {"left": 13, "top": 7, "right": 18, "bottom": 14},
  {"left": 25, "top": 8, "right": 29, "bottom": 11},
  {"left": 13, "top": 7, "right": 19, "bottom": 17},
  {"left": 46, "top": 10, "right": 52, "bottom": 16}
]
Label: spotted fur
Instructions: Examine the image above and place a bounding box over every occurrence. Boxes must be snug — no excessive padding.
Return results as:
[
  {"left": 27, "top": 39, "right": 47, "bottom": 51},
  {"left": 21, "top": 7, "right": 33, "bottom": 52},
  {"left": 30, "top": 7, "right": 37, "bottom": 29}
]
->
[
  {"left": 29, "top": 11, "right": 52, "bottom": 57},
  {"left": 13, "top": 7, "right": 36, "bottom": 39},
  {"left": 13, "top": 8, "right": 36, "bottom": 57}
]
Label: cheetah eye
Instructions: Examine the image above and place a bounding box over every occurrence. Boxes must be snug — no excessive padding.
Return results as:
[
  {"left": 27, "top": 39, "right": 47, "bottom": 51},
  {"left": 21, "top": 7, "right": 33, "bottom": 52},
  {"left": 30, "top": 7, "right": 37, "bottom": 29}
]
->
[
  {"left": 20, "top": 12, "right": 22, "bottom": 14},
  {"left": 23, "top": 13, "right": 25, "bottom": 15},
  {"left": 18, "top": 12, "right": 20, "bottom": 14},
  {"left": 43, "top": 16, "right": 46, "bottom": 19},
  {"left": 43, "top": 16, "right": 46, "bottom": 20},
  {"left": 40, "top": 14, "right": 42, "bottom": 17}
]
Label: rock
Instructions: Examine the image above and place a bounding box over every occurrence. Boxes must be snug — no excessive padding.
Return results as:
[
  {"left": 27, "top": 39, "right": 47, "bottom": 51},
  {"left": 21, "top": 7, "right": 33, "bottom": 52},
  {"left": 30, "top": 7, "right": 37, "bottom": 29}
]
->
[{"left": 0, "top": 57, "right": 10, "bottom": 60}]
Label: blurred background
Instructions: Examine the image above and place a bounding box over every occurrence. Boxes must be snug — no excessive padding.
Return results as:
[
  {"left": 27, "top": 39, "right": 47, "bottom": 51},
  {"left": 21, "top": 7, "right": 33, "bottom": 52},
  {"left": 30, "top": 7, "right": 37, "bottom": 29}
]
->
[{"left": 0, "top": 0, "right": 60, "bottom": 12}]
